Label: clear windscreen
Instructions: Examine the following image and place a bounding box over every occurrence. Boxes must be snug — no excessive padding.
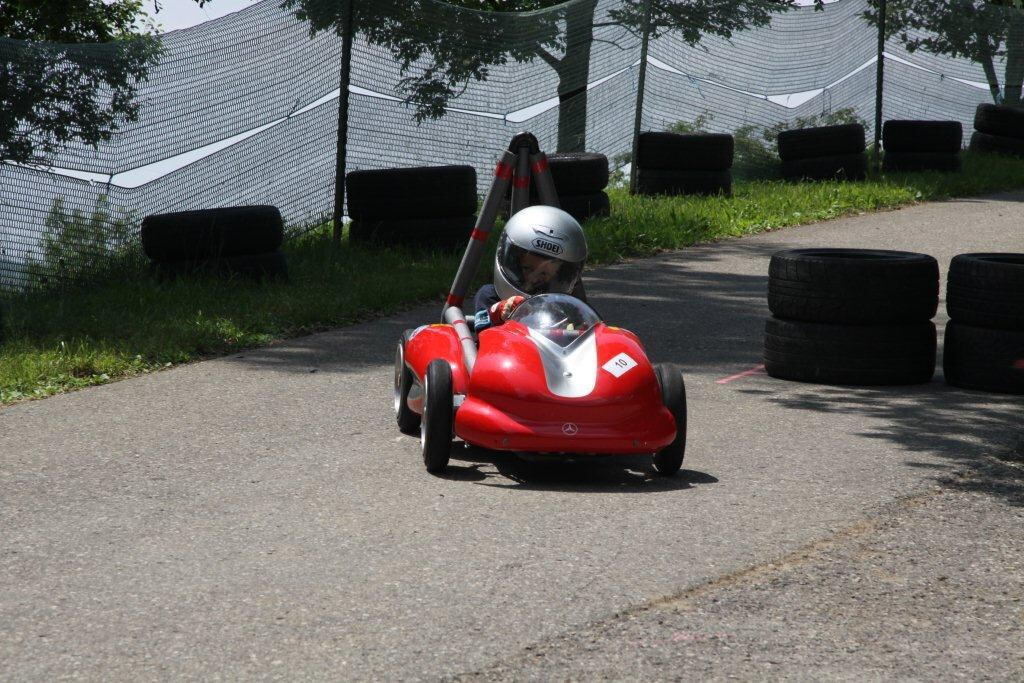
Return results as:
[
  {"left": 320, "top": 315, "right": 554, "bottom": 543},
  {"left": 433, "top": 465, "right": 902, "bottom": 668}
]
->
[{"left": 508, "top": 293, "right": 602, "bottom": 347}]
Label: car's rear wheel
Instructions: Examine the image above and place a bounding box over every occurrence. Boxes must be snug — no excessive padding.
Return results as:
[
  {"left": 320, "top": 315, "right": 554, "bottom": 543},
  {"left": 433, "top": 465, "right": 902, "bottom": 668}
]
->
[
  {"left": 421, "top": 359, "right": 454, "bottom": 473},
  {"left": 394, "top": 330, "right": 420, "bottom": 434},
  {"left": 653, "top": 363, "right": 687, "bottom": 476}
]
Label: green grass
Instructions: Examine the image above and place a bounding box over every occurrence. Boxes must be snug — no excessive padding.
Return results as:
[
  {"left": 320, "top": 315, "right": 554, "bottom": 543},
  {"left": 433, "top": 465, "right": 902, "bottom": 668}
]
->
[{"left": 2, "top": 150, "right": 1024, "bottom": 405}]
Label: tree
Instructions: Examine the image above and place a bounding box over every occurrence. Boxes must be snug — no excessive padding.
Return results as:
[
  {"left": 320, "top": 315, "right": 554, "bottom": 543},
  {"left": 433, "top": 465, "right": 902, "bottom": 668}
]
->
[
  {"left": 864, "top": 0, "right": 1024, "bottom": 105},
  {"left": 0, "top": 0, "right": 162, "bottom": 164},
  {"left": 281, "top": 0, "right": 810, "bottom": 152}
]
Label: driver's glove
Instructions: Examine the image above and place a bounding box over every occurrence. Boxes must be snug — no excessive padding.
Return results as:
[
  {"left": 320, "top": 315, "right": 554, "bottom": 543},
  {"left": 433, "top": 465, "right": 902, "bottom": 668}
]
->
[{"left": 489, "top": 296, "right": 526, "bottom": 325}]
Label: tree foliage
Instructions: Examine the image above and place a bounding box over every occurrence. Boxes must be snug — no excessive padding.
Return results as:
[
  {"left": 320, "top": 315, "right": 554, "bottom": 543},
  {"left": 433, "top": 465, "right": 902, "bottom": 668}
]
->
[
  {"left": 864, "top": 0, "right": 1024, "bottom": 105},
  {"left": 283, "top": 0, "right": 813, "bottom": 151},
  {"left": 0, "top": 0, "right": 161, "bottom": 164}
]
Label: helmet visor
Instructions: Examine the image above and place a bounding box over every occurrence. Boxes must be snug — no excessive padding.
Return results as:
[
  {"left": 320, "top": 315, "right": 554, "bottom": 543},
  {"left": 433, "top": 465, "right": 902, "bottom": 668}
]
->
[{"left": 497, "top": 234, "right": 582, "bottom": 296}]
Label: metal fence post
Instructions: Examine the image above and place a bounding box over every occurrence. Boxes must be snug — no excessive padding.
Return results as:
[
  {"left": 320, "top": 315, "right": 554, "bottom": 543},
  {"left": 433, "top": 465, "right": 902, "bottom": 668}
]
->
[
  {"left": 333, "top": 0, "right": 355, "bottom": 244},
  {"left": 629, "top": 0, "right": 653, "bottom": 194},
  {"left": 874, "top": 0, "right": 887, "bottom": 170}
]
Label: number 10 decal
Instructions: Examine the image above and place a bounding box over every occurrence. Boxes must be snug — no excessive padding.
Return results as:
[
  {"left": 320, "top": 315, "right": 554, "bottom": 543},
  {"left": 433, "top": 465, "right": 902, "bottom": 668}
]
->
[{"left": 602, "top": 352, "right": 638, "bottom": 378}]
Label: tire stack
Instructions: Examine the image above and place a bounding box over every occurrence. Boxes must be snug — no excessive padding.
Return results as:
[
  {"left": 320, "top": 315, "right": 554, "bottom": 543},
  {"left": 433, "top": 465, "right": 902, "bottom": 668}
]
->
[
  {"left": 969, "top": 104, "right": 1024, "bottom": 158},
  {"left": 943, "top": 253, "right": 1024, "bottom": 395},
  {"left": 777, "top": 123, "right": 867, "bottom": 181},
  {"left": 633, "top": 132, "right": 733, "bottom": 197},
  {"left": 142, "top": 205, "right": 287, "bottom": 282},
  {"left": 346, "top": 165, "right": 477, "bottom": 249},
  {"left": 882, "top": 120, "right": 962, "bottom": 172},
  {"left": 765, "top": 248, "right": 940, "bottom": 386},
  {"left": 506, "top": 152, "right": 610, "bottom": 222}
]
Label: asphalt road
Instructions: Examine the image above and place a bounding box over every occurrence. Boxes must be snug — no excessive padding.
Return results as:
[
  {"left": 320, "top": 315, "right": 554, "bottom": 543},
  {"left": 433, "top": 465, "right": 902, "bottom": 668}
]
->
[{"left": 2, "top": 193, "right": 1022, "bottom": 680}]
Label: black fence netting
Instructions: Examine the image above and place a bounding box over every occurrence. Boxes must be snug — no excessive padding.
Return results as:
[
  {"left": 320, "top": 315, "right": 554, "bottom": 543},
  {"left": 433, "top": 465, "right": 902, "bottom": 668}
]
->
[{"left": 1, "top": 0, "right": 1022, "bottom": 291}]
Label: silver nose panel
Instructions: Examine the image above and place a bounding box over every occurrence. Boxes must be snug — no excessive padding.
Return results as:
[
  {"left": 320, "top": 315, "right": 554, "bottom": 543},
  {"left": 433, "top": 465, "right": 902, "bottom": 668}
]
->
[{"left": 527, "top": 328, "right": 598, "bottom": 398}]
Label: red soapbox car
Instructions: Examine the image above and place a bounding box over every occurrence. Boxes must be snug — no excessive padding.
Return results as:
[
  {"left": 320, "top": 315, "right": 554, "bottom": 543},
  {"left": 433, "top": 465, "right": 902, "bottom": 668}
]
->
[{"left": 394, "top": 293, "right": 687, "bottom": 474}]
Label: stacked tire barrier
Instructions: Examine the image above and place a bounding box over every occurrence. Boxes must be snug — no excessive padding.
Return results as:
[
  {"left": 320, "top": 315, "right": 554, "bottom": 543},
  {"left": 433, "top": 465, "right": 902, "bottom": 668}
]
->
[
  {"left": 777, "top": 124, "right": 867, "bottom": 181},
  {"left": 346, "top": 165, "right": 477, "bottom": 249},
  {"left": 943, "top": 253, "right": 1024, "bottom": 395},
  {"left": 545, "top": 152, "right": 610, "bottom": 222},
  {"left": 634, "top": 132, "right": 734, "bottom": 197},
  {"left": 882, "top": 120, "right": 962, "bottom": 172},
  {"left": 765, "top": 248, "right": 939, "bottom": 385},
  {"left": 969, "top": 104, "right": 1024, "bottom": 158},
  {"left": 504, "top": 152, "right": 610, "bottom": 222},
  {"left": 142, "top": 206, "right": 288, "bottom": 282}
]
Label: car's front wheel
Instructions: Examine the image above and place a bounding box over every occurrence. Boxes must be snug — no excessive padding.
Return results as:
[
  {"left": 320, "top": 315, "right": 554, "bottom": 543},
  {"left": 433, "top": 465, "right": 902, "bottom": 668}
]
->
[
  {"left": 421, "top": 359, "right": 454, "bottom": 473},
  {"left": 653, "top": 363, "right": 687, "bottom": 476}
]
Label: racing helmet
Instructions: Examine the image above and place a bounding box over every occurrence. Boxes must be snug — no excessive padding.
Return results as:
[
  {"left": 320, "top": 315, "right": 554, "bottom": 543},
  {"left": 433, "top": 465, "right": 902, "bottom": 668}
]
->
[{"left": 494, "top": 205, "right": 588, "bottom": 299}]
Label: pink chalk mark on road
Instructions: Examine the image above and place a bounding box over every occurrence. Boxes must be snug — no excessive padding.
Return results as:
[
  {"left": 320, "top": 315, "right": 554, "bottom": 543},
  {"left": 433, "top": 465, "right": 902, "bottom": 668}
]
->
[{"left": 716, "top": 364, "right": 767, "bottom": 384}]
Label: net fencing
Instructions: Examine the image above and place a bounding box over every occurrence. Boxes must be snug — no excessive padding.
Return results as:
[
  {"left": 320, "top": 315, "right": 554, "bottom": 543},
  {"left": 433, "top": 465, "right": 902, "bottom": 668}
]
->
[{"left": 1, "top": 0, "right": 1021, "bottom": 291}]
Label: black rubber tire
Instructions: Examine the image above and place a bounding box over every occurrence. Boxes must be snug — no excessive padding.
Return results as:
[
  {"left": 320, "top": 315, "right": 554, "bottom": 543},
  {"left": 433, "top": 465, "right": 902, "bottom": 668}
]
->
[
  {"left": 943, "top": 321, "right": 1024, "bottom": 395},
  {"left": 780, "top": 153, "right": 867, "bottom": 182},
  {"left": 395, "top": 330, "right": 421, "bottom": 435},
  {"left": 764, "top": 318, "right": 937, "bottom": 386},
  {"left": 546, "top": 152, "right": 609, "bottom": 194},
  {"left": 947, "top": 253, "right": 1024, "bottom": 330},
  {"left": 349, "top": 215, "right": 475, "bottom": 250},
  {"left": 346, "top": 165, "right": 478, "bottom": 221},
  {"left": 777, "top": 124, "right": 866, "bottom": 161},
  {"left": 969, "top": 130, "right": 1024, "bottom": 158},
  {"left": 557, "top": 192, "right": 610, "bottom": 223},
  {"left": 652, "top": 363, "right": 687, "bottom": 476},
  {"left": 882, "top": 120, "right": 963, "bottom": 154},
  {"left": 882, "top": 152, "right": 961, "bottom": 173},
  {"left": 637, "top": 132, "right": 734, "bottom": 171},
  {"left": 150, "top": 251, "right": 288, "bottom": 282},
  {"left": 421, "top": 359, "right": 454, "bottom": 473},
  {"left": 768, "top": 248, "right": 939, "bottom": 325},
  {"left": 142, "top": 206, "right": 283, "bottom": 262},
  {"left": 634, "top": 168, "right": 732, "bottom": 196},
  {"left": 973, "top": 103, "right": 1024, "bottom": 139}
]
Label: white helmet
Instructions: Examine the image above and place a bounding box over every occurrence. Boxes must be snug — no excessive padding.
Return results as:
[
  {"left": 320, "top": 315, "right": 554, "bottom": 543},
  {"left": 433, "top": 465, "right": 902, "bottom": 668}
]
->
[{"left": 494, "top": 205, "right": 588, "bottom": 299}]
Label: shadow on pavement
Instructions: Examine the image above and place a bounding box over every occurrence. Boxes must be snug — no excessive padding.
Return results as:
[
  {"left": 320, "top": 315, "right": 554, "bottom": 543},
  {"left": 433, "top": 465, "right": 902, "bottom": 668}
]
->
[
  {"left": 749, "top": 378, "right": 1024, "bottom": 507},
  {"left": 443, "top": 444, "right": 718, "bottom": 493}
]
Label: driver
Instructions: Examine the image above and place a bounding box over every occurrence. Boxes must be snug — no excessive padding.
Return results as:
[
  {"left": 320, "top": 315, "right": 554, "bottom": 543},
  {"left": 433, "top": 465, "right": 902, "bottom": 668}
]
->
[{"left": 472, "top": 205, "right": 589, "bottom": 331}]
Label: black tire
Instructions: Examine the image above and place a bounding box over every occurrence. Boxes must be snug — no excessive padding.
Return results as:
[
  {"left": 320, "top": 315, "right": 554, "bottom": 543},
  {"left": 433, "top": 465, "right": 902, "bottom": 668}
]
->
[
  {"left": 768, "top": 248, "right": 939, "bottom": 325},
  {"left": 557, "top": 192, "right": 610, "bottom": 223},
  {"left": 973, "top": 103, "right": 1024, "bottom": 139},
  {"left": 882, "top": 120, "right": 963, "bottom": 154},
  {"left": 637, "top": 132, "right": 734, "bottom": 171},
  {"left": 349, "top": 216, "right": 475, "bottom": 249},
  {"left": 150, "top": 251, "right": 288, "bottom": 282},
  {"left": 764, "top": 318, "right": 937, "bottom": 386},
  {"left": 142, "top": 206, "right": 283, "bottom": 262},
  {"left": 969, "top": 130, "right": 1024, "bottom": 158},
  {"left": 780, "top": 153, "right": 867, "bottom": 182},
  {"left": 421, "top": 359, "right": 454, "bottom": 473},
  {"left": 634, "top": 168, "right": 732, "bottom": 197},
  {"left": 547, "top": 152, "right": 609, "bottom": 194},
  {"left": 346, "top": 165, "right": 478, "bottom": 221},
  {"left": 653, "top": 363, "right": 687, "bottom": 476},
  {"left": 395, "top": 330, "right": 421, "bottom": 434},
  {"left": 943, "top": 322, "right": 1024, "bottom": 395},
  {"left": 777, "top": 124, "right": 866, "bottom": 162},
  {"left": 947, "top": 253, "right": 1024, "bottom": 330},
  {"left": 882, "top": 152, "right": 961, "bottom": 173}
]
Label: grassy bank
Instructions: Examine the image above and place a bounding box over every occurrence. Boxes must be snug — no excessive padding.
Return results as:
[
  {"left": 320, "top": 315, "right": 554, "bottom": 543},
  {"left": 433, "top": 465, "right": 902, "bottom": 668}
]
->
[{"left": 2, "top": 150, "right": 1024, "bottom": 405}]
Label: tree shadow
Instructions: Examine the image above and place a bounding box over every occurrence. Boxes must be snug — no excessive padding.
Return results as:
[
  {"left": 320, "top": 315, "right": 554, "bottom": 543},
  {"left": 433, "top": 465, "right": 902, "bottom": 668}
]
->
[{"left": 750, "top": 378, "right": 1024, "bottom": 506}]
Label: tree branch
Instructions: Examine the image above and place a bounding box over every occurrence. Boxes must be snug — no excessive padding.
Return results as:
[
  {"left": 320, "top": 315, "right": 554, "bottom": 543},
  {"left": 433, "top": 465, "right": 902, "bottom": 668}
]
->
[{"left": 532, "top": 43, "right": 562, "bottom": 70}]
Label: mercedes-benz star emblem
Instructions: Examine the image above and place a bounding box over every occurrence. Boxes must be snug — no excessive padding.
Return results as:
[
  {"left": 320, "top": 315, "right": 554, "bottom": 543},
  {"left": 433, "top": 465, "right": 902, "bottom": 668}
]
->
[{"left": 562, "top": 423, "right": 579, "bottom": 436}]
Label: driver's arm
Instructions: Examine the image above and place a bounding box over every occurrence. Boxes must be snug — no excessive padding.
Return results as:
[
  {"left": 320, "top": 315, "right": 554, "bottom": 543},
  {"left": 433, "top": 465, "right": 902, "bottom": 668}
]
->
[{"left": 473, "top": 296, "right": 525, "bottom": 332}]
